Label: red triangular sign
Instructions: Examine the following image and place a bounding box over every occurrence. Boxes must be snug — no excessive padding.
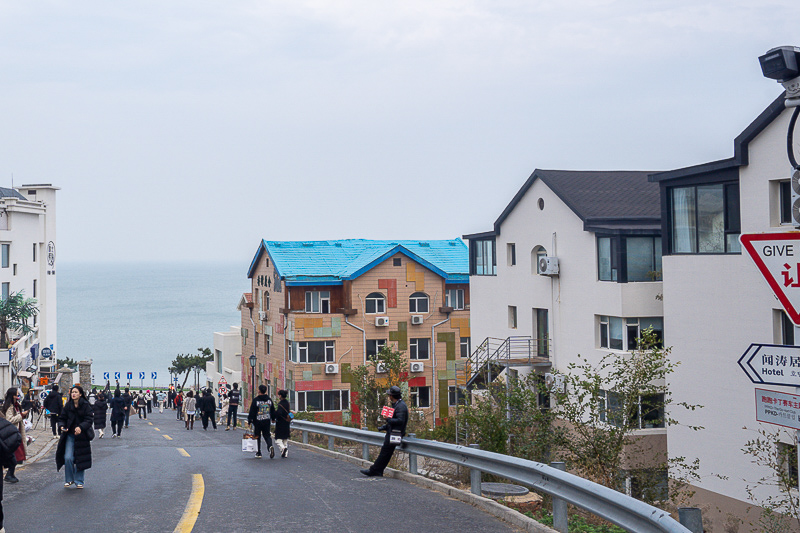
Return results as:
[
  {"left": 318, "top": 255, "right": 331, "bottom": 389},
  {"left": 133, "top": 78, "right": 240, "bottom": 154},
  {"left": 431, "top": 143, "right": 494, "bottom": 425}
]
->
[{"left": 741, "top": 232, "right": 800, "bottom": 325}]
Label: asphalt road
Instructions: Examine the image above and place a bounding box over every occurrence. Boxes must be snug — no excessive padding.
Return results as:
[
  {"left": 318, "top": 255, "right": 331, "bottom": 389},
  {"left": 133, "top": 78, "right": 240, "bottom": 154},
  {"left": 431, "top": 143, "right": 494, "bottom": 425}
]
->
[{"left": 3, "top": 408, "right": 520, "bottom": 533}]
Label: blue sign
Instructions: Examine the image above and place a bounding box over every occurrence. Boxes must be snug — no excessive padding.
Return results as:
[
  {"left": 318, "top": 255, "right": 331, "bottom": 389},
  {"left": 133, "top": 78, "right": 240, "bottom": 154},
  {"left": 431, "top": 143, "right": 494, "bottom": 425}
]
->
[
  {"left": 139, "top": 371, "right": 145, "bottom": 380},
  {"left": 127, "top": 372, "right": 132, "bottom": 380},
  {"left": 103, "top": 372, "right": 109, "bottom": 380},
  {"left": 114, "top": 372, "right": 121, "bottom": 380},
  {"left": 151, "top": 372, "right": 157, "bottom": 380},
  {"left": 41, "top": 347, "right": 53, "bottom": 358},
  {"left": 173, "top": 377, "right": 178, "bottom": 382}
]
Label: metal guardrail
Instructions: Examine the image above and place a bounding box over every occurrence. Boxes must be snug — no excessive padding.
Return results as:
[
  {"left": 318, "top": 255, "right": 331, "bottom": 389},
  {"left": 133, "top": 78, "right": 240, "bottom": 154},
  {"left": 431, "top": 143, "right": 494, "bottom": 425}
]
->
[{"left": 292, "top": 420, "right": 691, "bottom": 533}]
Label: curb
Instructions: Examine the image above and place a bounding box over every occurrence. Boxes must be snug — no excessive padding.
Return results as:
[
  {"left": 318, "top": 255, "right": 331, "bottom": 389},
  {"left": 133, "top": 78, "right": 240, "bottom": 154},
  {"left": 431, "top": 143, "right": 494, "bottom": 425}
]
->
[
  {"left": 25, "top": 437, "right": 58, "bottom": 465},
  {"left": 291, "top": 440, "right": 557, "bottom": 533}
]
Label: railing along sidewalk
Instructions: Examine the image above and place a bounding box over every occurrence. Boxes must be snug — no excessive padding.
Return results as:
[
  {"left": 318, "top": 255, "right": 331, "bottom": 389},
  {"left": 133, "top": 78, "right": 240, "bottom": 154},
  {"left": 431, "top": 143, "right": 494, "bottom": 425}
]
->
[{"left": 291, "top": 420, "right": 693, "bottom": 533}]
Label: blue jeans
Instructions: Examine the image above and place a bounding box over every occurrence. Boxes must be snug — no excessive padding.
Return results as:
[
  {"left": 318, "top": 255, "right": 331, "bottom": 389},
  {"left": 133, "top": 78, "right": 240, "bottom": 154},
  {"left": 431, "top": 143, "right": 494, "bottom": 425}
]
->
[{"left": 64, "top": 435, "right": 85, "bottom": 485}]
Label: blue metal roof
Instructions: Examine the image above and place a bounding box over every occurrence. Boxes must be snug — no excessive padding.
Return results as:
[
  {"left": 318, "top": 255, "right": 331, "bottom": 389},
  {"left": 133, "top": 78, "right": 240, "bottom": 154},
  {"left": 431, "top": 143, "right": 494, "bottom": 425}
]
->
[{"left": 248, "top": 239, "right": 468, "bottom": 285}]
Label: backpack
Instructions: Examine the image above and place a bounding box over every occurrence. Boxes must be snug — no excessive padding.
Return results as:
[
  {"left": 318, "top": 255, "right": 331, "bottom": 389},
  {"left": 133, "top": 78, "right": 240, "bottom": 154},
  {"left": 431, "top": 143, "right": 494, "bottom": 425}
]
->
[{"left": 0, "top": 418, "right": 22, "bottom": 468}]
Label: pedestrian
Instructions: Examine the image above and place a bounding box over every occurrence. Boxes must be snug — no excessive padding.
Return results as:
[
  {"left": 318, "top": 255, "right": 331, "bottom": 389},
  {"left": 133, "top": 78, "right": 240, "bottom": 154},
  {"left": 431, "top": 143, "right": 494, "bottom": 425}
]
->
[
  {"left": 247, "top": 384, "right": 275, "bottom": 459},
  {"left": 92, "top": 391, "right": 108, "bottom": 439},
  {"left": 226, "top": 383, "right": 240, "bottom": 430},
  {"left": 145, "top": 390, "right": 152, "bottom": 414},
  {"left": 274, "top": 390, "right": 293, "bottom": 458},
  {"left": 217, "top": 394, "right": 229, "bottom": 427},
  {"left": 56, "top": 385, "right": 93, "bottom": 489},
  {"left": 157, "top": 390, "right": 167, "bottom": 413},
  {"left": 199, "top": 389, "right": 217, "bottom": 430},
  {"left": 122, "top": 388, "right": 132, "bottom": 428},
  {"left": 137, "top": 392, "right": 147, "bottom": 419},
  {"left": 1, "top": 388, "right": 29, "bottom": 483},
  {"left": 109, "top": 389, "right": 126, "bottom": 438},
  {"left": 175, "top": 390, "right": 184, "bottom": 421},
  {"left": 0, "top": 415, "right": 21, "bottom": 533},
  {"left": 88, "top": 388, "right": 97, "bottom": 406},
  {"left": 20, "top": 389, "right": 39, "bottom": 423},
  {"left": 360, "top": 386, "right": 409, "bottom": 477},
  {"left": 183, "top": 391, "right": 196, "bottom": 430},
  {"left": 42, "top": 385, "right": 63, "bottom": 438}
]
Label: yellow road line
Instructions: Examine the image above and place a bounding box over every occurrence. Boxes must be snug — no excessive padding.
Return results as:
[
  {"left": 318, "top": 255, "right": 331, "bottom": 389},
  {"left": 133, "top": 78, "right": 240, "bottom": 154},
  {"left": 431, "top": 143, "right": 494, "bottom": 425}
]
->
[
  {"left": 154, "top": 428, "right": 161, "bottom": 431},
  {"left": 148, "top": 422, "right": 153, "bottom": 426},
  {"left": 163, "top": 435, "right": 173, "bottom": 441},
  {"left": 173, "top": 473, "right": 204, "bottom": 533},
  {"left": 177, "top": 448, "right": 190, "bottom": 457}
]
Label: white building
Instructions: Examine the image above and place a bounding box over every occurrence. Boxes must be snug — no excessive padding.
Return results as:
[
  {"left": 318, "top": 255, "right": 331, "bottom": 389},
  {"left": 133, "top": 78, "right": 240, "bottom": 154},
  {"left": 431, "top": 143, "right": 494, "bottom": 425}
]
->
[
  {"left": 650, "top": 93, "right": 799, "bottom": 527},
  {"left": 0, "top": 184, "right": 58, "bottom": 390},
  {"left": 205, "top": 325, "right": 243, "bottom": 393}
]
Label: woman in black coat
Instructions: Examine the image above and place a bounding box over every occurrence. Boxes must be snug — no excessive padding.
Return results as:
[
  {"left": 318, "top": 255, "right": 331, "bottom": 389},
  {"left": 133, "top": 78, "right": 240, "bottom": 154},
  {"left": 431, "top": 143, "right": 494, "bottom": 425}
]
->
[
  {"left": 274, "top": 390, "right": 293, "bottom": 458},
  {"left": 56, "top": 385, "right": 93, "bottom": 488},
  {"left": 93, "top": 392, "right": 108, "bottom": 439},
  {"left": 109, "top": 389, "right": 127, "bottom": 438}
]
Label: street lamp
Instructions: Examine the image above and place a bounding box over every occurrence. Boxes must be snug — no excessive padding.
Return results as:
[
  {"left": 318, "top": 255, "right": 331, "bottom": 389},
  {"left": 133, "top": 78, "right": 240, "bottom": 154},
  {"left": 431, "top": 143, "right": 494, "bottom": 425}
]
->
[{"left": 249, "top": 354, "right": 257, "bottom": 403}]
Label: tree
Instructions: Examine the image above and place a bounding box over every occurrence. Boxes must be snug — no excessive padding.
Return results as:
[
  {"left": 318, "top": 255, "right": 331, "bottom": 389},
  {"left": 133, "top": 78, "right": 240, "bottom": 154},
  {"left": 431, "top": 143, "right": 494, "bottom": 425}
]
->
[
  {"left": 169, "top": 348, "right": 213, "bottom": 389},
  {"left": 56, "top": 357, "right": 79, "bottom": 370},
  {"left": 0, "top": 291, "right": 37, "bottom": 348},
  {"left": 351, "top": 344, "right": 409, "bottom": 429}
]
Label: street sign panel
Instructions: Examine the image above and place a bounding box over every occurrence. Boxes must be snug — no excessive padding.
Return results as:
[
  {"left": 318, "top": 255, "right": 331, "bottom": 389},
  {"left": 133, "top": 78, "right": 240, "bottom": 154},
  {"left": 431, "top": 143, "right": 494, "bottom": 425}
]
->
[
  {"left": 139, "top": 372, "right": 145, "bottom": 380},
  {"left": 218, "top": 377, "right": 228, "bottom": 385},
  {"left": 115, "top": 372, "right": 121, "bottom": 380},
  {"left": 41, "top": 347, "right": 53, "bottom": 358},
  {"left": 755, "top": 388, "right": 800, "bottom": 430},
  {"left": 219, "top": 385, "right": 228, "bottom": 396},
  {"left": 151, "top": 372, "right": 157, "bottom": 380},
  {"left": 173, "top": 377, "right": 178, "bottom": 382},
  {"left": 741, "top": 232, "right": 800, "bottom": 324},
  {"left": 127, "top": 372, "right": 132, "bottom": 380},
  {"left": 738, "top": 343, "right": 800, "bottom": 387},
  {"left": 103, "top": 372, "right": 109, "bottom": 380},
  {"left": 39, "top": 391, "right": 48, "bottom": 402}
]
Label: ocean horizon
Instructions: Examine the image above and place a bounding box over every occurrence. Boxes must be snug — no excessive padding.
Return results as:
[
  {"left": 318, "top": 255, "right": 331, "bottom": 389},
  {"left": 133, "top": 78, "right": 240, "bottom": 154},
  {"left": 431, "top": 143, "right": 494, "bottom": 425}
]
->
[{"left": 56, "top": 261, "right": 249, "bottom": 389}]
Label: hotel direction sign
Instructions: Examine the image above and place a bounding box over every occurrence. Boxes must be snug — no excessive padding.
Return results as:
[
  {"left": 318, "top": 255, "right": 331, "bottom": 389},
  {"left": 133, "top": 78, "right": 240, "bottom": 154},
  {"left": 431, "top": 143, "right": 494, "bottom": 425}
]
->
[
  {"left": 738, "top": 343, "right": 800, "bottom": 387},
  {"left": 755, "top": 388, "right": 800, "bottom": 431}
]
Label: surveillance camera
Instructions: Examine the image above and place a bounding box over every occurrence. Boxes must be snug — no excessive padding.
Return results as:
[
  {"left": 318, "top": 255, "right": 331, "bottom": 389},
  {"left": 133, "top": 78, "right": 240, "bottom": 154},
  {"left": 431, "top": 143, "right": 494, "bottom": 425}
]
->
[{"left": 759, "top": 46, "right": 800, "bottom": 107}]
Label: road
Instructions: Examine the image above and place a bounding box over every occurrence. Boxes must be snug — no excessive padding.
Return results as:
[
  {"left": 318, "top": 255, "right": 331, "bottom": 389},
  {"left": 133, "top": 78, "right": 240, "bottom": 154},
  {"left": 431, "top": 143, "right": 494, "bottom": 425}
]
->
[{"left": 4, "top": 408, "right": 520, "bottom": 532}]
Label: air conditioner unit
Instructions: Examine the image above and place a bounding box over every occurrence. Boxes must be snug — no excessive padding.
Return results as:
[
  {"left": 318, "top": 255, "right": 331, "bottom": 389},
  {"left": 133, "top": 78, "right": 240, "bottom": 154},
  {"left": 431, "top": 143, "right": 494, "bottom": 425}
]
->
[
  {"left": 258, "top": 311, "right": 268, "bottom": 321},
  {"left": 376, "top": 363, "right": 387, "bottom": 373},
  {"left": 538, "top": 256, "right": 559, "bottom": 276},
  {"left": 410, "top": 315, "right": 424, "bottom": 325},
  {"left": 375, "top": 316, "right": 389, "bottom": 327},
  {"left": 325, "top": 363, "right": 339, "bottom": 374},
  {"left": 410, "top": 362, "right": 424, "bottom": 373}
]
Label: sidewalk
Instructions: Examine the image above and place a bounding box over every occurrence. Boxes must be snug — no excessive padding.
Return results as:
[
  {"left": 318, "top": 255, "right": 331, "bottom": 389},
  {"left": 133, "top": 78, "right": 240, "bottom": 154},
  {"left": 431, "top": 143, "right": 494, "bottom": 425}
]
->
[{"left": 20, "top": 415, "right": 59, "bottom": 466}]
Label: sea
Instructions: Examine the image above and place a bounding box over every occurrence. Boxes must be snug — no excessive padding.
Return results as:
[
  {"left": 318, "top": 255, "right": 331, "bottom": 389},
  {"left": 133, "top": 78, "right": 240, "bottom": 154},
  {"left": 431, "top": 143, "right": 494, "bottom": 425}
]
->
[{"left": 56, "top": 261, "right": 249, "bottom": 389}]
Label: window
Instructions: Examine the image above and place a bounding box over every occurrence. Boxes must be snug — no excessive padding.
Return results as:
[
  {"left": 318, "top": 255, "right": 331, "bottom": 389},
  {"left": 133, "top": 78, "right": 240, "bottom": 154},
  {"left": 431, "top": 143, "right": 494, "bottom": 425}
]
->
[
  {"left": 32, "top": 243, "right": 36, "bottom": 262},
  {"left": 33, "top": 279, "right": 37, "bottom": 298},
  {"left": 460, "top": 337, "right": 471, "bottom": 358},
  {"left": 216, "top": 350, "right": 222, "bottom": 373},
  {"left": 365, "top": 292, "right": 386, "bottom": 314},
  {"left": 780, "top": 310, "right": 795, "bottom": 345},
  {"left": 393, "top": 257, "right": 402, "bottom": 267},
  {"left": 410, "top": 338, "right": 429, "bottom": 360},
  {"left": 449, "top": 386, "right": 468, "bottom": 406},
  {"left": 366, "top": 339, "right": 386, "bottom": 358},
  {"left": 599, "top": 390, "right": 665, "bottom": 429},
  {"left": 625, "top": 469, "right": 669, "bottom": 502},
  {"left": 305, "top": 291, "right": 330, "bottom": 313},
  {"left": 410, "top": 386, "right": 430, "bottom": 408},
  {"left": 1, "top": 283, "right": 8, "bottom": 300},
  {"left": 670, "top": 183, "right": 740, "bottom": 254},
  {"left": 534, "top": 308, "right": 549, "bottom": 357},
  {"left": 297, "top": 390, "right": 349, "bottom": 412},
  {"left": 265, "top": 292, "right": 270, "bottom": 311},
  {"left": 778, "top": 441, "right": 799, "bottom": 490},
  {"left": 600, "top": 316, "right": 663, "bottom": 350},
  {"left": 508, "top": 306, "right": 518, "bottom": 329},
  {"left": 780, "top": 180, "right": 793, "bottom": 225},
  {"left": 297, "top": 341, "right": 335, "bottom": 363},
  {"left": 1, "top": 244, "right": 8, "bottom": 268},
  {"left": 598, "top": 236, "right": 662, "bottom": 282},
  {"left": 533, "top": 246, "right": 547, "bottom": 274},
  {"left": 507, "top": 243, "right": 516, "bottom": 266},
  {"left": 445, "top": 289, "right": 464, "bottom": 310},
  {"left": 471, "top": 238, "right": 496, "bottom": 275},
  {"left": 409, "top": 292, "right": 429, "bottom": 313}
]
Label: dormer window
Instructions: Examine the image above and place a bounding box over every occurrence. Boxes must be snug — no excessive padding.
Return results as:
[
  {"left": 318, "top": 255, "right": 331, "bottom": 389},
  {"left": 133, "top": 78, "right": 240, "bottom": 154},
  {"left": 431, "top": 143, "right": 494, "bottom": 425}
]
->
[{"left": 670, "top": 183, "right": 740, "bottom": 254}]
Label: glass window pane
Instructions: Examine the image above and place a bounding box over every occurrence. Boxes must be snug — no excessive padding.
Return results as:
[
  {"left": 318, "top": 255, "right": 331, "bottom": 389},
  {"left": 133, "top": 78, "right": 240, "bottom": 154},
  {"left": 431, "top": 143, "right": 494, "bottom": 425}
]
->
[
  {"left": 298, "top": 393, "right": 306, "bottom": 411},
  {"left": 598, "top": 237, "right": 612, "bottom": 281},
  {"left": 609, "top": 317, "right": 623, "bottom": 350},
  {"left": 342, "top": 391, "right": 349, "bottom": 410},
  {"left": 697, "top": 185, "right": 725, "bottom": 253},
  {"left": 306, "top": 391, "right": 323, "bottom": 411},
  {"left": 627, "top": 237, "right": 655, "bottom": 282},
  {"left": 366, "top": 299, "right": 375, "bottom": 314},
  {"left": 308, "top": 342, "right": 325, "bottom": 363},
  {"left": 627, "top": 325, "right": 639, "bottom": 350},
  {"left": 671, "top": 187, "right": 696, "bottom": 253},
  {"left": 600, "top": 323, "right": 608, "bottom": 348}
]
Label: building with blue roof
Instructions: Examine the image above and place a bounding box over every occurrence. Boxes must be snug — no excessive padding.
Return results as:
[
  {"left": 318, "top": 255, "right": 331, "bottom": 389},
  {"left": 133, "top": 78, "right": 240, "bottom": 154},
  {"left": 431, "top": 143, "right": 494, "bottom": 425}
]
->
[{"left": 239, "top": 238, "right": 470, "bottom": 427}]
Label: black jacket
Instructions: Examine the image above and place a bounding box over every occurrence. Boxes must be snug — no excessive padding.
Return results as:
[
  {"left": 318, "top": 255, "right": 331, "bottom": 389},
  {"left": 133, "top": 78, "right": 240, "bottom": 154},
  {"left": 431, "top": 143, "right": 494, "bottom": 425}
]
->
[
  {"left": 109, "top": 396, "right": 127, "bottom": 422},
  {"left": 248, "top": 394, "right": 275, "bottom": 427},
  {"left": 380, "top": 399, "right": 409, "bottom": 444},
  {"left": 56, "top": 398, "right": 94, "bottom": 472},
  {"left": 199, "top": 394, "right": 216, "bottom": 413},
  {"left": 43, "top": 390, "right": 62, "bottom": 416},
  {"left": 92, "top": 398, "right": 108, "bottom": 429},
  {"left": 274, "top": 399, "right": 292, "bottom": 440}
]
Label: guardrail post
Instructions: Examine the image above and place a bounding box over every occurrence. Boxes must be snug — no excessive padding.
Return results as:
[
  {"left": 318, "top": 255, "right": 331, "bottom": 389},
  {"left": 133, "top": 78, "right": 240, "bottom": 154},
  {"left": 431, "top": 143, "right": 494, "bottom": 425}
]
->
[
  {"left": 328, "top": 435, "right": 335, "bottom": 451},
  {"left": 551, "top": 461, "right": 568, "bottom": 533},
  {"left": 407, "top": 433, "right": 417, "bottom": 475},
  {"left": 678, "top": 508, "right": 703, "bottom": 533},
  {"left": 302, "top": 430, "right": 308, "bottom": 445},
  {"left": 361, "top": 427, "right": 370, "bottom": 459},
  {"left": 469, "top": 444, "right": 481, "bottom": 495}
]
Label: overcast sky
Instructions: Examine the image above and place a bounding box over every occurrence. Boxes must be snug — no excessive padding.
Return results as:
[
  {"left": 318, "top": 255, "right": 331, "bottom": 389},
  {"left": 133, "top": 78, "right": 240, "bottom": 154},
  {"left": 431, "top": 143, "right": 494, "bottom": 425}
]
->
[{"left": 0, "top": 1, "right": 795, "bottom": 265}]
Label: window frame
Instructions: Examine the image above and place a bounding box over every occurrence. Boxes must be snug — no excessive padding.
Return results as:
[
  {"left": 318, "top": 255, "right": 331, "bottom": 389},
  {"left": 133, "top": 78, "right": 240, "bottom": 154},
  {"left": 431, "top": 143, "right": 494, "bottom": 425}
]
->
[
  {"left": 470, "top": 238, "right": 496, "bottom": 276},
  {"left": 448, "top": 386, "right": 468, "bottom": 406},
  {"left": 297, "top": 340, "right": 335, "bottom": 363},
  {"left": 600, "top": 316, "right": 663, "bottom": 351},
  {"left": 410, "top": 386, "right": 430, "bottom": 408},
  {"left": 297, "top": 389, "right": 350, "bottom": 412},
  {"left": 460, "top": 337, "right": 471, "bottom": 358},
  {"left": 409, "top": 292, "right": 429, "bottom": 313},
  {"left": 668, "top": 182, "right": 741, "bottom": 255},
  {"left": 305, "top": 290, "right": 331, "bottom": 313},
  {"left": 365, "top": 292, "right": 386, "bottom": 314},
  {"left": 409, "top": 338, "right": 430, "bottom": 360},
  {"left": 1, "top": 244, "right": 8, "bottom": 269},
  {"left": 366, "top": 339, "right": 387, "bottom": 359},
  {"left": 445, "top": 288, "right": 464, "bottom": 310}
]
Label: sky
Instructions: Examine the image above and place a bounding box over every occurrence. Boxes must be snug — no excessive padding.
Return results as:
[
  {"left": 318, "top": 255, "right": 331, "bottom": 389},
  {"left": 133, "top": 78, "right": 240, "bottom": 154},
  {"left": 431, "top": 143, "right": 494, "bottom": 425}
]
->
[{"left": 0, "top": 1, "right": 796, "bottom": 265}]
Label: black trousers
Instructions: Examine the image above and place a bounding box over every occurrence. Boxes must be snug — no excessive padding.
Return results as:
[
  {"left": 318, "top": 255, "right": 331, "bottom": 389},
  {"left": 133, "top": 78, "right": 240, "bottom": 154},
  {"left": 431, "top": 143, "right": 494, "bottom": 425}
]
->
[
  {"left": 227, "top": 407, "right": 238, "bottom": 427},
  {"left": 138, "top": 406, "right": 147, "bottom": 419},
  {"left": 50, "top": 415, "right": 59, "bottom": 436},
  {"left": 368, "top": 442, "right": 398, "bottom": 474},
  {"left": 254, "top": 424, "right": 273, "bottom": 453},
  {"left": 111, "top": 420, "right": 123, "bottom": 436},
  {"left": 201, "top": 411, "right": 216, "bottom": 429}
]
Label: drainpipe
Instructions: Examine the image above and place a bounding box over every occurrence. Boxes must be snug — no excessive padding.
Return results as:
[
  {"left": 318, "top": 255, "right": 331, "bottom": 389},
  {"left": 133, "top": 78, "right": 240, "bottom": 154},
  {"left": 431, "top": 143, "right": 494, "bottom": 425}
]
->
[
  {"left": 431, "top": 317, "right": 450, "bottom": 429},
  {"left": 345, "top": 318, "right": 366, "bottom": 365}
]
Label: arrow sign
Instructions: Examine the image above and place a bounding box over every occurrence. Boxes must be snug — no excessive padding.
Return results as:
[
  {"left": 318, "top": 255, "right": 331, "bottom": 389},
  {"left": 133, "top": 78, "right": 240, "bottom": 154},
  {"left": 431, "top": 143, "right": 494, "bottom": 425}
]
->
[
  {"left": 741, "top": 232, "right": 800, "bottom": 324},
  {"left": 151, "top": 372, "right": 157, "bottom": 380},
  {"left": 139, "top": 371, "right": 145, "bottom": 380},
  {"left": 738, "top": 343, "right": 800, "bottom": 387},
  {"left": 115, "top": 372, "right": 121, "bottom": 380},
  {"left": 103, "top": 372, "right": 109, "bottom": 380}
]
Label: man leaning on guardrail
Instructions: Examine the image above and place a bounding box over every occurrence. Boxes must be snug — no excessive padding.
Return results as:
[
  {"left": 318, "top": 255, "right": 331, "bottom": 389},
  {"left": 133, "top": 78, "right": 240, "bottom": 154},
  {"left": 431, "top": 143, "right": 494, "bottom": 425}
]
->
[{"left": 360, "top": 386, "right": 408, "bottom": 477}]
